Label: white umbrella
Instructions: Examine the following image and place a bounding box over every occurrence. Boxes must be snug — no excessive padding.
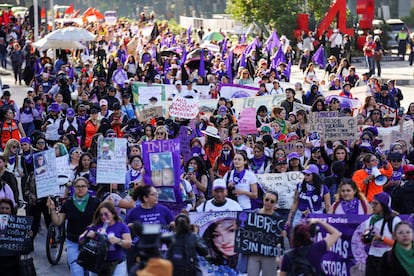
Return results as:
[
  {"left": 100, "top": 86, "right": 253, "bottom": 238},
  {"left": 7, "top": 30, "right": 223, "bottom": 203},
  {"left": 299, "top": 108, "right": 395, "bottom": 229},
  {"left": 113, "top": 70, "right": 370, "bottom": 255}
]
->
[
  {"left": 33, "top": 37, "right": 85, "bottom": 50},
  {"left": 45, "top": 27, "right": 96, "bottom": 42}
]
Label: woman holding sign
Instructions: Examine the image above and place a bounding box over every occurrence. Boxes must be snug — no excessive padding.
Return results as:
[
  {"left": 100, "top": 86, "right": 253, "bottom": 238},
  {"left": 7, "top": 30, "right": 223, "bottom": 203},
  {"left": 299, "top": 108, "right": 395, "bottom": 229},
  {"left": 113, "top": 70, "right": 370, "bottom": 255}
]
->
[
  {"left": 286, "top": 164, "right": 331, "bottom": 228},
  {"left": 47, "top": 177, "right": 101, "bottom": 276},
  {"left": 247, "top": 191, "right": 288, "bottom": 276}
]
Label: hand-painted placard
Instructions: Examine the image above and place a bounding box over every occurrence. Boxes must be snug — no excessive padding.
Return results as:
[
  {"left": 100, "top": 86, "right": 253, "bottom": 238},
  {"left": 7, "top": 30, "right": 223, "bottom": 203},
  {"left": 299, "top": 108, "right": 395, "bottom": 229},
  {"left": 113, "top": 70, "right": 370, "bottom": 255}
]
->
[
  {"left": 169, "top": 95, "right": 199, "bottom": 119},
  {"left": 308, "top": 111, "right": 339, "bottom": 133},
  {"left": 323, "top": 117, "right": 358, "bottom": 141},
  {"left": 0, "top": 215, "right": 33, "bottom": 256},
  {"left": 235, "top": 211, "right": 285, "bottom": 257},
  {"left": 257, "top": 172, "right": 304, "bottom": 209}
]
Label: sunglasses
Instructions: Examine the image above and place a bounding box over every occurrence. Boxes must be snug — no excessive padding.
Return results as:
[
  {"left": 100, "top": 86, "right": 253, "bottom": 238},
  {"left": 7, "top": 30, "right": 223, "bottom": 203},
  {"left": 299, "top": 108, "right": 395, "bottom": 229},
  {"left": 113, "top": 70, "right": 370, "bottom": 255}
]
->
[
  {"left": 107, "top": 134, "right": 117, "bottom": 137},
  {"left": 11, "top": 145, "right": 18, "bottom": 149},
  {"left": 295, "top": 145, "right": 304, "bottom": 148},
  {"left": 303, "top": 173, "right": 312, "bottom": 176},
  {"left": 36, "top": 141, "right": 45, "bottom": 145},
  {"left": 264, "top": 198, "right": 275, "bottom": 203},
  {"left": 390, "top": 159, "right": 402, "bottom": 162},
  {"left": 99, "top": 212, "right": 110, "bottom": 217},
  {"left": 156, "top": 132, "right": 166, "bottom": 135},
  {"left": 372, "top": 112, "right": 380, "bottom": 115},
  {"left": 233, "top": 137, "right": 243, "bottom": 141},
  {"left": 75, "top": 185, "right": 87, "bottom": 189}
]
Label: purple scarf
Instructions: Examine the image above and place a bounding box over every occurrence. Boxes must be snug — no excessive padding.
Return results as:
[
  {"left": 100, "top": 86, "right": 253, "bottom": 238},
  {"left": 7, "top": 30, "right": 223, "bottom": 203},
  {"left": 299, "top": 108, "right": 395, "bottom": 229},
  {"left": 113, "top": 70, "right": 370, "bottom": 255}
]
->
[
  {"left": 233, "top": 169, "right": 246, "bottom": 184},
  {"left": 341, "top": 198, "right": 359, "bottom": 214},
  {"left": 251, "top": 155, "right": 267, "bottom": 173}
]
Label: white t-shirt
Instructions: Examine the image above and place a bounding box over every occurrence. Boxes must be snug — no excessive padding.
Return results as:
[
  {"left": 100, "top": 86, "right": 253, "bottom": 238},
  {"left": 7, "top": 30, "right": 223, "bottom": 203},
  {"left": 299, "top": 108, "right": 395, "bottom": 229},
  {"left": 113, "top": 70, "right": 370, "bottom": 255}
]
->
[
  {"left": 196, "top": 197, "right": 242, "bottom": 212},
  {"left": 224, "top": 169, "right": 258, "bottom": 210},
  {"left": 362, "top": 216, "right": 401, "bottom": 257}
]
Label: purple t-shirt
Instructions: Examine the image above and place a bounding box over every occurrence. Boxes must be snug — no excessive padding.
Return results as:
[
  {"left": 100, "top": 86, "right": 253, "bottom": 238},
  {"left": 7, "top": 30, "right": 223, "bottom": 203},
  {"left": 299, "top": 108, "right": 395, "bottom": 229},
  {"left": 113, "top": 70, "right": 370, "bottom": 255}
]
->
[
  {"left": 297, "top": 183, "right": 329, "bottom": 212},
  {"left": 280, "top": 240, "right": 327, "bottom": 274},
  {"left": 125, "top": 204, "right": 174, "bottom": 225},
  {"left": 90, "top": 221, "right": 130, "bottom": 261}
]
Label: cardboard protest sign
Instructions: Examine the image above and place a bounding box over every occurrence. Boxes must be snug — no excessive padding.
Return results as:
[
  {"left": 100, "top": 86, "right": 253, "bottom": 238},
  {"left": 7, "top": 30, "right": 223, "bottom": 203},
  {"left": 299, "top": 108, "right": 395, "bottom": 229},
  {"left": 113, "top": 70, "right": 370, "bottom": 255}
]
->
[
  {"left": 276, "top": 141, "right": 297, "bottom": 154},
  {"left": 323, "top": 117, "right": 358, "bottom": 140},
  {"left": 0, "top": 215, "right": 33, "bottom": 256},
  {"left": 97, "top": 138, "right": 127, "bottom": 184},
  {"left": 169, "top": 95, "right": 199, "bottom": 119},
  {"left": 257, "top": 172, "right": 304, "bottom": 209},
  {"left": 138, "top": 106, "right": 163, "bottom": 122},
  {"left": 131, "top": 82, "right": 165, "bottom": 105},
  {"left": 238, "top": 108, "right": 257, "bottom": 135},
  {"left": 376, "top": 120, "right": 414, "bottom": 149},
  {"left": 308, "top": 111, "right": 338, "bottom": 133},
  {"left": 56, "top": 155, "right": 72, "bottom": 196},
  {"left": 235, "top": 212, "right": 285, "bottom": 257},
  {"left": 34, "top": 149, "right": 58, "bottom": 198},
  {"left": 178, "top": 125, "right": 195, "bottom": 164}
]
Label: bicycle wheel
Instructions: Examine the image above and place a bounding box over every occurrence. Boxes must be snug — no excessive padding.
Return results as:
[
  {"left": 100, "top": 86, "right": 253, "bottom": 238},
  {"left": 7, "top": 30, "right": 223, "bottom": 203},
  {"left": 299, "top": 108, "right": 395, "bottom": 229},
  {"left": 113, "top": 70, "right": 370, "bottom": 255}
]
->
[{"left": 46, "top": 224, "right": 65, "bottom": 265}]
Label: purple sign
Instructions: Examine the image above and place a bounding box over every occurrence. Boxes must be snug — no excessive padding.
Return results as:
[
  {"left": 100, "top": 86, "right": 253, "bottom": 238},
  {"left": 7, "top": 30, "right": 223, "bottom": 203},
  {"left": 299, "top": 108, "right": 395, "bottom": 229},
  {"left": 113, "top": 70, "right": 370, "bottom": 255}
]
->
[{"left": 142, "top": 139, "right": 182, "bottom": 204}]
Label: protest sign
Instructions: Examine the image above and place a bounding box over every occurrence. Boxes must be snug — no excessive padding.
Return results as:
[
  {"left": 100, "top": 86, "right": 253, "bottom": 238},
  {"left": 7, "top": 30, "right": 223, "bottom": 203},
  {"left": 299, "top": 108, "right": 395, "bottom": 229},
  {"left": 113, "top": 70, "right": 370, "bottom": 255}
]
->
[
  {"left": 277, "top": 141, "right": 297, "bottom": 154},
  {"left": 323, "top": 117, "right": 358, "bottom": 140},
  {"left": 218, "top": 83, "right": 259, "bottom": 99},
  {"left": 142, "top": 139, "right": 182, "bottom": 205},
  {"left": 308, "top": 111, "right": 338, "bottom": 133},
  {"left": 131, "top": 82, "right": 166, "bottom": 105},
  {"left": 34, "top": 149, "right": 58, "bottom": 198},
  {"left": 0, "top": 215, "right": 33, "bottom": 256},
  {"left": 238, "top": 108, "right": 257, "bottom": 135},
  {"left": 376, "top": 120, "right": 414, "bottom": 148},
  {"left": 178, "top": 125, "right": 195, "bottom": 164},
  {"left": 169, "top": 95, "right": 199, "bottom": 119},
  {"left": 97, "top": 138, "right": 127, "bottom": 184},
  {"left": 138, "top": 106, "right": 163, "bottom": 122},
  {"left": 235, "top": 212, "right": 285, "bottom": 257},
  {"left": 377, "top": 103, "right": 397, "bottom": 118},
  {"left": 190, "top": 211, "right": 239, "bottom": 276},
  {"left": 257, "top": 172, "right": 304, "bottom": 209},
  {"left": 56, "top": 155, "right": 72, "bottom": 196}
]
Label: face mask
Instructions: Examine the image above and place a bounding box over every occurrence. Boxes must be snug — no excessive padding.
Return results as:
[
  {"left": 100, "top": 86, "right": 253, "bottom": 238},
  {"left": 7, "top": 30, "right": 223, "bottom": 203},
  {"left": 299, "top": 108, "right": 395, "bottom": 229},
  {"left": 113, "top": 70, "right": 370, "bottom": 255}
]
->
[
  {"left": 191, "top": 147, "right": 202, "bottom": 156},
  {"left": 222, "top": 150, "right": 230, "bottom": 156}
]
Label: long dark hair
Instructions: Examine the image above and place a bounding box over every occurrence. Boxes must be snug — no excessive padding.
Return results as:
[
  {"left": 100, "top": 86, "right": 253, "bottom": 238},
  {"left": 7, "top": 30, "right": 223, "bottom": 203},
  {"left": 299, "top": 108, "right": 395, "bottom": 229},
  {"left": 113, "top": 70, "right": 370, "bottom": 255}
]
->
[
  {"left": 74, "top": 152, "right": 93, "bottom": 177},
  {"left": 174, "top": 213, "right": 191, "bottom": 235},
  {"left": 300, "top": 172, "right": 323, "bottom": 195}
]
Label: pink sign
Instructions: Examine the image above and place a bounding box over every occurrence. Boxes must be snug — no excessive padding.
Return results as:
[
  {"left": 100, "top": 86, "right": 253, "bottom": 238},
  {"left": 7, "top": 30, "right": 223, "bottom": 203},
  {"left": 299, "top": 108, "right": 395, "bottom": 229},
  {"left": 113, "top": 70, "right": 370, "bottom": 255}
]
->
[{"left": 238, "top": 108, "right": 257, "bottom": 135}]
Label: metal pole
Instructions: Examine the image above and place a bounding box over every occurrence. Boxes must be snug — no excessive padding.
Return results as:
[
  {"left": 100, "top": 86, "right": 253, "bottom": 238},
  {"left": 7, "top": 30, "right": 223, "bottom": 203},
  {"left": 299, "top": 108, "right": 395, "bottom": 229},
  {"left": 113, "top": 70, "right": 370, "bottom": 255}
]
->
[
  {"left": 50, "top": 0, "right": 55, "bottom": 31},
  {"left": 34, "top": 0, "right": 39, "bottom": 41}
]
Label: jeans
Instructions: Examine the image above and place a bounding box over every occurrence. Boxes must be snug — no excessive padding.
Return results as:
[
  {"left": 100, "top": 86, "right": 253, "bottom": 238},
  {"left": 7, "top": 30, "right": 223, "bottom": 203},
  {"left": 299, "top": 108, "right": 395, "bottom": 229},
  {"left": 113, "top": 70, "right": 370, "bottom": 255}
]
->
[
  {"left": 247, "top": 255, "right": 278, "bottom": 276},
  {"left": 366, "top": 56, "right": 375, "bottom": 76},
  {"left": 89, "top": 261, "right": 127, "bottom": 276},
  {"left": 67, "top": 239, "right": 88, "bottom": 276},
  {"left": 0, "top": 53, "right": 6, "bottom": 69}
]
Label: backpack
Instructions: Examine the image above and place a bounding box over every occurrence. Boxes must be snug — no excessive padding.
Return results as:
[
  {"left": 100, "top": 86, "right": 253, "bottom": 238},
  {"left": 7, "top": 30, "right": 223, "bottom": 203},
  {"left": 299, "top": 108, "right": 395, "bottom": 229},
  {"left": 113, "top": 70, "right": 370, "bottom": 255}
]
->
[
  {"left": 285, "top": 245, "right": 318, "bottom": 276},
  {"left": 77, "top": 234, "right": 108, "bottom": 273},
  {"left": 167, "top": 233, "right": 199, "bottom": 276}
]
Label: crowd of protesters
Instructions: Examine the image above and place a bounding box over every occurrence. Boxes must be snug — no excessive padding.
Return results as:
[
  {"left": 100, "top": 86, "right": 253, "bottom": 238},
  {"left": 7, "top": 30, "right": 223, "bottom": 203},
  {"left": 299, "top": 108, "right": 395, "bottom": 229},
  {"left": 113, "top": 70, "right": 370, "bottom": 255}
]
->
[{"left": 0, "top": 7, "right": 414, "bottom": 276}]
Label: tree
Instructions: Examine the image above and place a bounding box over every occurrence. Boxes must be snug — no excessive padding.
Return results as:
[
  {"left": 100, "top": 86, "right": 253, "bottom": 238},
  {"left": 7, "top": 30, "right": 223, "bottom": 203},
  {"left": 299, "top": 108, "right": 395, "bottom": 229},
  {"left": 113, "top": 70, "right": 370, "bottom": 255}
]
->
[{"left": 226, "top": 0, "right": 335, "bottom": 37}]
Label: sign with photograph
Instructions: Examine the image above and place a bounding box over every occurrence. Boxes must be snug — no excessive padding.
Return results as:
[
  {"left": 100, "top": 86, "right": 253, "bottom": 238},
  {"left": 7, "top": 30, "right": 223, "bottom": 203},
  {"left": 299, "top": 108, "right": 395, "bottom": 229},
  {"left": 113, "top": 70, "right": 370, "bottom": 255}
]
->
[{"left": 97, "top": 138, "right": 128, "bottom": 184}]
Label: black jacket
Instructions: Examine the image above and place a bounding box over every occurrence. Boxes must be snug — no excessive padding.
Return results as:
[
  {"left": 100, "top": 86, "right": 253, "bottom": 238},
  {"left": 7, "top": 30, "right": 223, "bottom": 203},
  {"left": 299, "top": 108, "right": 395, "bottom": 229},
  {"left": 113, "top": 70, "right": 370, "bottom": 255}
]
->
[
  {"left": 379, "top": 246, "right": 409, "bottom": 276},
  {"left": 391, "top": 180, "right": 414, "bottom": 214}
]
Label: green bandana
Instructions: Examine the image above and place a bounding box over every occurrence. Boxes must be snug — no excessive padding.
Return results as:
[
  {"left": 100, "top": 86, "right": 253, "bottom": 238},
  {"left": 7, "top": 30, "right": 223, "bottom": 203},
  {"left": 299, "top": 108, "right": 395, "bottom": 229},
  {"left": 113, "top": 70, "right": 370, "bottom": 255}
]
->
[
  {"left": 73, "top": 193, "right": 89, "bottom": 212},
  {"left": 395, "top": 242, "right": 414, "bottom": 276},
  {"left": 369, "top": 214, "right": 383, "bottom": 226}
]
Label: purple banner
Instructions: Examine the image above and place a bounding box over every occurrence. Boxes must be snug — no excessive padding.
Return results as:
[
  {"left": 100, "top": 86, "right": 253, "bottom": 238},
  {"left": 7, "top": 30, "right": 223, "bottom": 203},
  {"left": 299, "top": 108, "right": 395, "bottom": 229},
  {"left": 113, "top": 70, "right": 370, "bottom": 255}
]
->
[
  {"left": 142, "top": 139, "right": 182, "bottom": 204},
  {"left": 309, "top": 214, "right": 414, "bottom": 276}
]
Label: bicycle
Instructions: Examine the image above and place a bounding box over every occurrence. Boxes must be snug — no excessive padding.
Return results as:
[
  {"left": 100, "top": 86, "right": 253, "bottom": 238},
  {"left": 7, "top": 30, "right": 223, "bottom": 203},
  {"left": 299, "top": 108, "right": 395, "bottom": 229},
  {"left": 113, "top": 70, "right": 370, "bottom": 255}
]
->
[{"left": 46, "top": 196, "right": 66, "bottom": 265}]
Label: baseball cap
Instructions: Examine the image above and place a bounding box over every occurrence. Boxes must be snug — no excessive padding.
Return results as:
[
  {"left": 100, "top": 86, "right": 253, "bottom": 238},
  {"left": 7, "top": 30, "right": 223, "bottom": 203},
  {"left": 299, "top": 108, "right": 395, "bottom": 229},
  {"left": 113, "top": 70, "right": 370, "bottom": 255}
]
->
[
  {"left": 302, "top": 164, "right": 319, "bottom": 175},
  {"left": 213, "top": 179, "right": 227, "bottom": 191},
  {"left": 99, "top": 99, "right": 108, "bottom": 106}
]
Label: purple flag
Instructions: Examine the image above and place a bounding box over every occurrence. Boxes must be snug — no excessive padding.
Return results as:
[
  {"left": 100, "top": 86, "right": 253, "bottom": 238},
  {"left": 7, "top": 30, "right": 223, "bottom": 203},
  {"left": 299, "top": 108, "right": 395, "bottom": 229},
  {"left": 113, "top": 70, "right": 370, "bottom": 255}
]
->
[
  {"left": 240, "top": 34, "right": 246, "bottom": 44},
  {"left": 284, "top": 60, "right": 292, "bottom": 82},
  {"left": 187, "top": 25, "right": 192, "bottom": 44},
  {"left": 312, "top": 45, "right": 326, "bottom": 68},
  {"left": 270, "top": 46, "right": 285, "bottom": 70},
  {"left": 199, "top": 49, "right": 206, "bottom": 78},
  {"left": 221, "top": 39, "right": 227, "bottom": 58},
  {"left": 164, "top": 58, "right": 170, "bottom": 74},
  {"left": 151, "top": 46, "right": 157, "bottom": 59},
  {"left": 265, "top": 30, "right": 281, "bottom": 54},
  {"left": 243, "top": 37, "right": 260, "bottom": 56},
  {"left": 180, "top": 47, "right": 187, "bottom": 66},
  {"left": 225, "top": 51, "right": 233, "bottom": 83},
  {"left": 172, "top": 35, "right": 176, "bottom": 46},
  {"left": 239, "top": 52, "right": 246, "bottom": 68}
]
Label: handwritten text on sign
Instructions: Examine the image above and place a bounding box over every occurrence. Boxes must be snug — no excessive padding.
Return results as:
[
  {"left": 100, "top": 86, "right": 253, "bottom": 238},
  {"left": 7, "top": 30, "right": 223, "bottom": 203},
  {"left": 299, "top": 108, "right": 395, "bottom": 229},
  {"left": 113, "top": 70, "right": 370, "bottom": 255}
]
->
[
  {"left": 139, "top": 106, "right": 163, "bottom": 122},
  {"left": 169, "top": 96, "right": 199, "bottom": 119},
  {"left": 308, "top": 111, "right": 338, "bottom": 133},
  {"left": 257, "top": 172, "right": 304, "bottom": 209},
  {"left": 235, "top": 212, "right": 285, "bottom": 257},
  {"left": 0, "top": 215, "right": 33, "bottom": 256}
]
